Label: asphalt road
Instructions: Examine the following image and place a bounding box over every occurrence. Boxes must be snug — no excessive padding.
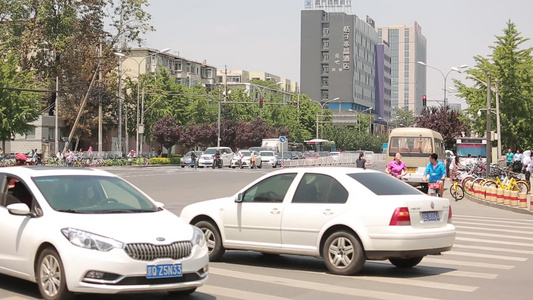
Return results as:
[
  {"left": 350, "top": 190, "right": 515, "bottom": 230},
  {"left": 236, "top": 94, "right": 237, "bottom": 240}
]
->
[{"left": 2, "top": 164, "right": 533, "bottom": 300}]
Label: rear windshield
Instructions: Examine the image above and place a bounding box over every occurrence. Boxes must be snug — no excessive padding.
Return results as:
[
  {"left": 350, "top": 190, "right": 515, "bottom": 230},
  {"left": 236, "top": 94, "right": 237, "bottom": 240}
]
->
[{"left": 348, "top": 173, "right": 422, "bottom": 195}]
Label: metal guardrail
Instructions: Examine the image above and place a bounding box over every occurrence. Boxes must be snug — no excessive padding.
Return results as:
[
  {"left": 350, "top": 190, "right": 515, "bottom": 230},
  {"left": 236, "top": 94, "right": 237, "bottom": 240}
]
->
[{"left": 282, "top": 154, "right": 387, "bottom": 168}]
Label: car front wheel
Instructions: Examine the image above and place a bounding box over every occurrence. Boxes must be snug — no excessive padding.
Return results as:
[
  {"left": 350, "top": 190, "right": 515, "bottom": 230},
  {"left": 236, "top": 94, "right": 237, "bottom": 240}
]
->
[
  {"left": 37, "top": 248, "right": 74, "bottom": 300},
  {"left": 389, "top": 256, "right": 423, "bottom": 268},
  {"left": 195, "top": 220, "right": 225, "bottom": 261},
  {"left": 323, "top": 231, "right": 365, "bottom": 275}
]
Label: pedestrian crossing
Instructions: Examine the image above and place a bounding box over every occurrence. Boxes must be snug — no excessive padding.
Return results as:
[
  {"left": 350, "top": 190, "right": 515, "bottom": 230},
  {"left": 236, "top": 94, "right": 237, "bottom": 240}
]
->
[
  {"left": 2, "top": 215, "right": 532, "bottom": 300},
  {"left": 194, "top": 213, "right": 533, "bottom": 300}
]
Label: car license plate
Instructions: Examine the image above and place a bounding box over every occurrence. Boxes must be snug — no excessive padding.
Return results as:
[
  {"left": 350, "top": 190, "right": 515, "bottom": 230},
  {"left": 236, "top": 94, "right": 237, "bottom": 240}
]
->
[
  {"left": 407, "top": 167, "right": 417, "bottom": 173},
  {"left": 421, "top": 211, "right": 440, "bottom": 222},
  {"left": 146, "top": 263, "right": 182, "bottom": 279}
]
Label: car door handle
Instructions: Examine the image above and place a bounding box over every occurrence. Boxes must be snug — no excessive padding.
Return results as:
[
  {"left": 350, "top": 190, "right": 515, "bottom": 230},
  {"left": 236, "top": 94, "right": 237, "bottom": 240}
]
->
[
  {"left": 323, "top": 209, "right": 334, "bottom": 215},
  {"left": 271, "top": 208, "right": 281, "bottom": 214}
]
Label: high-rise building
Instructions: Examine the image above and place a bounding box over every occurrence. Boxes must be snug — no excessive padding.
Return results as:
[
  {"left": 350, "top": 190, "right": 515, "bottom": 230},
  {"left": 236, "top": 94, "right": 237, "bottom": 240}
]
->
[
  {"left": 378, "top": 23, "right": 427, "bottom": 115},
  {"left": 300, "top": 9, "right": 378, "bottom": 113}
]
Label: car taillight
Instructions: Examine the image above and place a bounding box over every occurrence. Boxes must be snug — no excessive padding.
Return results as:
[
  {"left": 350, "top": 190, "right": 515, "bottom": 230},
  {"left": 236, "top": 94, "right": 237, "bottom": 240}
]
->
[
  {"left": 448, "top": 206, "right": 452, "bottom": 223},
  {"left": 389, "top": 207, "right": 411, "bottom": 226}
]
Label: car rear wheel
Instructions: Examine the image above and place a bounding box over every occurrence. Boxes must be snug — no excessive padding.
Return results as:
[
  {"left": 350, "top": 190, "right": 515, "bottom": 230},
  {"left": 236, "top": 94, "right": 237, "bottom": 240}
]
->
[
  {"left": 389, "top": 256, "right": 424, "bottom": 268},
  {"left": 37, "top": 248, "right": 74, "bottom": 300},
  {"left": 323, "top": 231, "right": 365, "bottom": 275},
  {"left": 195, "top": 220, "right": 225, "bottom": 261}
]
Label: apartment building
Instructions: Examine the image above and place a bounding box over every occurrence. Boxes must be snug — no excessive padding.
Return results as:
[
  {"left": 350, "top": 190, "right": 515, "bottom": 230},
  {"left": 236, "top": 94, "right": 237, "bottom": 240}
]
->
[{"left": 378, "top": 23, "right": 427, "bottom": 115}]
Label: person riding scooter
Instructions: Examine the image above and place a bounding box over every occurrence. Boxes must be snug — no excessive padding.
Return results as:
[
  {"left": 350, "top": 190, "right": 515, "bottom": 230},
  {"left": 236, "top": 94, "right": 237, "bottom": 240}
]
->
[{"left": 212, "top": 150, "right": 222, "bottom": 169}]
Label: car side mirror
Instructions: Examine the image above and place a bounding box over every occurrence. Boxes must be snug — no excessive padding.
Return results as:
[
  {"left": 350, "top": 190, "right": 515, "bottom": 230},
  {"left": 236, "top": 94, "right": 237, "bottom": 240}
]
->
[
  {"left": 7, "top": 203, "right": 31, "bottom": 216},
  {"left": 235, "top": 193, "right": 244, "bottom": 203}
]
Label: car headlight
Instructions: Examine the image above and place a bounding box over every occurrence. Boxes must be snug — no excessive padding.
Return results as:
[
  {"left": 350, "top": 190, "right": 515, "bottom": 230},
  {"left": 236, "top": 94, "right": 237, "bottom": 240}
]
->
[
  {"left": 61, "top": 228, "right": 124, "bottom": 252},
  {"left": 191, "top": 226, "right": 206, "bottom": 248}
]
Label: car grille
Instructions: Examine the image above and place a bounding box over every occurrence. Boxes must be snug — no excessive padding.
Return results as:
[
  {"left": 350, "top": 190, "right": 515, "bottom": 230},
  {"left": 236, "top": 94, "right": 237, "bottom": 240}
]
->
[{"left": 124, "top": 241, "right": 192, "bottom": 261}]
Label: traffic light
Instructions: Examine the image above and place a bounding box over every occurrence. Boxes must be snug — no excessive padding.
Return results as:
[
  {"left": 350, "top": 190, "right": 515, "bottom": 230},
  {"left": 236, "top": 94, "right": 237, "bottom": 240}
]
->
[
  {"left": 259, "top": 98, "right": 264, "bottom": 108},
  {"left": 422, "top": 95, "right": 427, "bottom": 107}
]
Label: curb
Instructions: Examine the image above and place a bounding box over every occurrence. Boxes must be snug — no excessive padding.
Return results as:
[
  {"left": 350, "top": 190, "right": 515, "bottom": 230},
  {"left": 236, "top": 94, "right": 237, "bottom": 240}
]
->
[{"left": 465, "top": 193, "right": 533, "bottom": 216}]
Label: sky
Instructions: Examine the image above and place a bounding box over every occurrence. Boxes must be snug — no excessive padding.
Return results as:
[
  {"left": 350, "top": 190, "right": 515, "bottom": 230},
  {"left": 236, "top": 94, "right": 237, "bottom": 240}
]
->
[{"left": 140, "top": 0, "right": 533, "bottom": 107}]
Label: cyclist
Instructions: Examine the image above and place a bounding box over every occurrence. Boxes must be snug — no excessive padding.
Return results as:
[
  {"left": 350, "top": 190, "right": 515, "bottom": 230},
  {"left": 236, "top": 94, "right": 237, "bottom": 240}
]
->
[{"left": 423, "top": 153, "right": 446, "bottom": 197}]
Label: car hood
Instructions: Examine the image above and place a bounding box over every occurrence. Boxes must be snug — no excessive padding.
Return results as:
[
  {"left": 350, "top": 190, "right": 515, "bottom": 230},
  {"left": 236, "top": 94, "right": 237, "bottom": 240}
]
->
[
  {"left": 57, "top": 209, "right": 194, "bottom": 244},
  {"left": 200, "top": 154, "right": 214, "bottom": 159}
]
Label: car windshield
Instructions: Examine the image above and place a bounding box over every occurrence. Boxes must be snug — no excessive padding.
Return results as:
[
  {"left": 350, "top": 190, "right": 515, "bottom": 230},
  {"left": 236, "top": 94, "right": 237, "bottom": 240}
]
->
[
  {"left": 185, "top": 151, "right": 193, "bottom": 156},
  {"left": 348, "top": 173, "right": 422, "bottom": 195},
  {"left": 204, "top": 148, "right": 218, "bottom": 154},
  {"left": 242, "top": 152, "right": 251, "bottom": 157},
  {"left": 260, "top": 152, "right": 274, "bottom": 156},
  {"left": 304, "top": 152, "right": 317, "bottom": 157},
  {"left": 33, "top": 176, "right": 158, "bottom": 213}
]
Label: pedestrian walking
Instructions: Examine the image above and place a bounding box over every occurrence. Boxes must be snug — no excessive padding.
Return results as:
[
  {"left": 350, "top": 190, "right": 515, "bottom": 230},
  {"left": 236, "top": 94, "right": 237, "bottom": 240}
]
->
[
  {"left": 385, "top": 153, "right": 406, "bottom": 179},
  {"left": 356, "top": 152, "right": 373, "bottom": 169}
]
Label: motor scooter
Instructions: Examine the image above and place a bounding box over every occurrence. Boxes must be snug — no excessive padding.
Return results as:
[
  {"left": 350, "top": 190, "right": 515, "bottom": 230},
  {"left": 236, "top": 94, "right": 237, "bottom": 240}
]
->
[{"left": 212, "top": 156, "right": 223, "bottom": 169}]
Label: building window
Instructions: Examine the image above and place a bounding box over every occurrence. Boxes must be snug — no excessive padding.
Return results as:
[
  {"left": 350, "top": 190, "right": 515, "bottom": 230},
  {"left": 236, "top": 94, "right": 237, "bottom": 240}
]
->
[
  {"left": 25, "top": 128, "right": 35, "bottom": 139},
  {"left": 321, "top": 78, "right": 329, "bottom": 87},
  {"left": 322, "top": 39, "right": 329, "bottom": 49},
  {"left": 321, "top": 90, "right": 329, "bottom": 100},
  {"left": 322, "top": 52, "right": 329, "bottom": 63},
  {"left": 206, "top": 69, "right": 213, "bottom": 78},
  {"left": 322, "top": 24, "right": 329, "bottom": 36},
  {"left": 322, "top": 65, "right": 329, "bottom": 74}
]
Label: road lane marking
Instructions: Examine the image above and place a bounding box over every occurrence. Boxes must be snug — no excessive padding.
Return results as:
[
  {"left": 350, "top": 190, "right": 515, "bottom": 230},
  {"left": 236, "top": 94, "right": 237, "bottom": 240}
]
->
[
  {"left": 367, "top": 261, "right": 498, "bottom": 279},
  {"left": 454, "top": 215, "right": 533, "bottom": 225},
  {"left": 209, "top": 267, "right": 441, "bottom": 300},
  {"left": 423, "top": 257, "right": 514, "bottom": 269},
  {"left": 352, "top": 276, "right": 477, "bottom": 292},
  {"left": 454, "top": 224, "right": 533, "bottom": 235},
  {"left": 453, "top": 243, "right": 533, "bottom": 255},
  {"left": 453, "top": 220, "right": 533, "bottom": 231},
  {"left": 454, "top": 236, "right": 533, "bottom": 247},
  {"left": 457, "top": 230, "right": 533, "bottom": 241},
  {"left": 444, "top": 250, "right": 527, "bottom": 261},
  {"left": 198, "top": 285, "right": 291, "bottom": 300}
]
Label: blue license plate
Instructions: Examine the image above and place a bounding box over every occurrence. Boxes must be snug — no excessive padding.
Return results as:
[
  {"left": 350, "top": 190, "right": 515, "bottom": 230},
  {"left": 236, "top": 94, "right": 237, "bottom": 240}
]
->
[
  {"left": 146, "top": 263, "right": 182, "bottom": 279},
  {"left": 421, "top": 211, "right": 440, "bottom": 222}
]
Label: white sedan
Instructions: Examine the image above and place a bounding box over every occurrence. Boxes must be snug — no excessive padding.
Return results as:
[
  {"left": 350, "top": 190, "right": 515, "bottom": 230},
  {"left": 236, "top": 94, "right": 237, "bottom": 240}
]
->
[
  {"left": 0, "top": 167, "right": 208, "bottom": 300},
  {"left": 180, "top": 167, "right": 455, "bottom": 275}
]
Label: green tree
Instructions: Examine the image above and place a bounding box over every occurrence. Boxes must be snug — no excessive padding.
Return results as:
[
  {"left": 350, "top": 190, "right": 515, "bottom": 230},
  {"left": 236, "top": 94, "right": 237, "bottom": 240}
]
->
[
  {"left": 455, "top": 21, "right": 533, "bottom": 150},
  {"left": 0, "top": 53, "right": 43, "bottom": 149},
  {"left": 393, "top": 108, "right": 416, "bottom": 128}
]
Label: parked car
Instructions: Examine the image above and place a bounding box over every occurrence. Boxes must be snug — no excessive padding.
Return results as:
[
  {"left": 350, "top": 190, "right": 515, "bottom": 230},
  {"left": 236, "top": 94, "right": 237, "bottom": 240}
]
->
[
  {"left": 259, "top": 150, "right": 278, "bottom": 168},
  {"left": 180, "top": 167, "right": 455, "bottom": 275},
  {"left": 0, "top": 167, "right": 209, "bottom": 299},
  {"left": 198, "top": 147, "right": 233, "bottom": 168},
  {"left": 180, "top": 151, "right": 203, "bottom": 168},
  {"left": 231, "top": 150, "right": 262, "bottom": 169},
  {"left": 303, "top": 151, "right": 320, "bottom": 159}
]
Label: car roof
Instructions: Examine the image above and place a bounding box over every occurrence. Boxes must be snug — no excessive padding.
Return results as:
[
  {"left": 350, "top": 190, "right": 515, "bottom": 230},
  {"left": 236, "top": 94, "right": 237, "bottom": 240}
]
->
[
  {"left": 0, "top": 166, "right": 116, "bottom": 178},
  {"left": 268, "top": 166, "right": 377, "bottom": 176}
]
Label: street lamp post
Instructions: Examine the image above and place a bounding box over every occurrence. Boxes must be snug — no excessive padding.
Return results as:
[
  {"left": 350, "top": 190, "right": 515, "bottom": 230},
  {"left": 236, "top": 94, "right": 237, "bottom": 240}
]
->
[
  {"left": 470, "top": 76, "right": 502, "bottom": 161},
  {"left": 312, "top": 98, "right": 340, "bottom": 139},
  {"left": 417, "top": 61, "right": 468, "bottom": 106},
  {"left": 486, "top": 73, "right": 492, "bottom": 176},
  {"left": 130, "top": 48, "right": 170, "bottom": 156},
  {"left": 352, "top": 107, "right": 374, "bottom": 133},
  {"left": 114, "top": 52, "right": 126, "bottom": 155}
]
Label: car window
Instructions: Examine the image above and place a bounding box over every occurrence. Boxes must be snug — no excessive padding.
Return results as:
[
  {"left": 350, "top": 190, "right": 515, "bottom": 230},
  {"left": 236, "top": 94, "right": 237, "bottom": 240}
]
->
[
  {"left": 0, "top": 176, "right": 42, "bottom": 215},
  {"left": 348, "top": 173, "right": 422, "bottom": 195},
  {"left": 260, "top": 152, "right": 274, "bottom": 156},
  {"left": 292, "top": 173, "right": 348, "bottom": 204},
  {"left": 33, "top": 176, "right": 158, "bottom": 213},
  {"left": 204, "top": 148, "right": 217, "bottom": 154},
  {"left": 243, "top": 173, "right": 297, "bottom": 203}
]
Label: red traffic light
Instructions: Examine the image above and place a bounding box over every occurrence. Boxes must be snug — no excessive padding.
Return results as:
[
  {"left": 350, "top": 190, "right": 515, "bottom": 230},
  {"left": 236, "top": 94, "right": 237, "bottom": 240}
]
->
[
  {"left": 422, "top": 95, "right": 427, "bottom": 107},
  {"left": 259, "top": 98, "right": 264, "bottom": 108}
]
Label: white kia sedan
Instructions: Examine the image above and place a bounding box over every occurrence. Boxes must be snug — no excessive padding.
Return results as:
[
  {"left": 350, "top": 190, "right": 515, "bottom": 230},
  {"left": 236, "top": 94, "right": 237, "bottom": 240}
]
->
[
  {"left": 180, "top": 167, "right": 455, "bottom": 275},
  {"left": 0, "top": 167, "right": 208, "bottom": 300}
]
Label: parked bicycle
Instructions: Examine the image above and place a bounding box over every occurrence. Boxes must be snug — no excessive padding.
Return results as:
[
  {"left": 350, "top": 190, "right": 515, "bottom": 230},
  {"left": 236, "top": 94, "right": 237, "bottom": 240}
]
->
[{"left": 449, "top": 177, "right": 465, "bottom": 201}]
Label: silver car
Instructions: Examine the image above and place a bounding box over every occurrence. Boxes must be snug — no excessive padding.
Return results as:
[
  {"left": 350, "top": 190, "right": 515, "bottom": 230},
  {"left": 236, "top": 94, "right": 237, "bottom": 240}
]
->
[
  {"left": 181, "top": 151, "right": 203, "bottom": 168},
  {"left": 259, "top": 150, "right": 278, "bottom": 168},
  {"left": 231, "top": 150, "right": 262, "bottom": 169},
  {"left": 198, "top": 147, "right": 233, "bottom": 168}
]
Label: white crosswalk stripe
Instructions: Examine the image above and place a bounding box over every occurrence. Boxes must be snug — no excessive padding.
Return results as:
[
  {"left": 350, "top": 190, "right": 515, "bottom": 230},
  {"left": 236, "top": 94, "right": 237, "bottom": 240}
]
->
[
  {"left": 452, "top": 243, "right": 533, "bottom": 255},
  {"left": 207, "top": 267, "right": 441, "bottom": 300},
  {"left": 444, "top": 250, "right": 528, "bottom": 261}
]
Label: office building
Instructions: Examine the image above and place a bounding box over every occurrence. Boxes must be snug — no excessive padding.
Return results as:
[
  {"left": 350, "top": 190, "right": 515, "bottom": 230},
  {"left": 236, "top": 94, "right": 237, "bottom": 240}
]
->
[
  {"left": 378, "top": 23, "right": 427, "bottom": 115},
  {"left": 300, "top": 9, "right": 379, "bottom": 113}
]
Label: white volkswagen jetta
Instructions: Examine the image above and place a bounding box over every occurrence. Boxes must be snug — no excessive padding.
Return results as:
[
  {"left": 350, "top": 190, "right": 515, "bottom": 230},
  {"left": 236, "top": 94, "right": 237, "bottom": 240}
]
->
[
  {"left": 180, "top": 167, "right": 455, "bottom": 275},
  {"left": 0, "top": 167, "right": 208, "bottom": 300}
]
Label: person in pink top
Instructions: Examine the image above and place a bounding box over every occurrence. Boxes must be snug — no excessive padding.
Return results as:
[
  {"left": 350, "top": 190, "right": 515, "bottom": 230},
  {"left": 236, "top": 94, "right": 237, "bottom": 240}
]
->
[{"left": 385, "top": 153, "right": 407, "bottom": 179}]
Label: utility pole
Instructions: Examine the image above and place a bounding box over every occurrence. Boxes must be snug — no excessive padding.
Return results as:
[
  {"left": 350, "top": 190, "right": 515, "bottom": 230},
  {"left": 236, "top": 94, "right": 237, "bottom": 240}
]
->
[
  {"left": 486, "top": 73, "right": 492, "bottom": 177},
  {"left": 98, "top": 39, "right": 103, "bottom": 154},
  {"left": 55, "top": 76, "right": 59, "bottom": 154},
  {"left": 495, "top": 79, "right": 501, "bottom": 161}
]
